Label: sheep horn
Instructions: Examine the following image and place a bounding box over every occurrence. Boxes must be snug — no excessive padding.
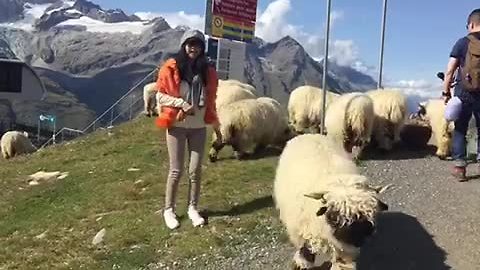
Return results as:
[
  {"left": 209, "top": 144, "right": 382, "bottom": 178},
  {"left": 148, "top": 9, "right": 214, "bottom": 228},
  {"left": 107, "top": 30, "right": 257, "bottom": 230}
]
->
[
  {"left": 304, "top": 192, "right": 327, "bottom": 201},
  {"left": 369, "top": 184, "right": 393, "bottom": 194}
]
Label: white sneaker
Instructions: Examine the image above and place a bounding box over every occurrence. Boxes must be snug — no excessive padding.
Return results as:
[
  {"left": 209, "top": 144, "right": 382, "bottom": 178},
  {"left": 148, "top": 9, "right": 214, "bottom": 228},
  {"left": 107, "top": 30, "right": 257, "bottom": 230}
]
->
[
  {"left": 163, "top": 208, "right": 180, "bottom": 230},
  {"left": 188, "top": 205, "right": 205, "bottom": 227}
]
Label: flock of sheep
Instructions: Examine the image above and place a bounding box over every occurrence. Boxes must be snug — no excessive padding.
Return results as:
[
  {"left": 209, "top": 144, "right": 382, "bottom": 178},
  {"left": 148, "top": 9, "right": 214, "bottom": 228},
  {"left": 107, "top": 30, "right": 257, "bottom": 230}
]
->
[
  {"left": 145, "top": 79, "right": 454, "bottom": 269},
  {"left": 0, "top": 78, "right": 454, "bottom": 270}
]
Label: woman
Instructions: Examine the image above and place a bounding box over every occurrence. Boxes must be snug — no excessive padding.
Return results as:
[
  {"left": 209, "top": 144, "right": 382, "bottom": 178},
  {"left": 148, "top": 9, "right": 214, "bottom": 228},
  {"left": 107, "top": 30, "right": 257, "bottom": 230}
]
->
[{"left": 155, "top": 29, "right": 222, "bottom": 229}]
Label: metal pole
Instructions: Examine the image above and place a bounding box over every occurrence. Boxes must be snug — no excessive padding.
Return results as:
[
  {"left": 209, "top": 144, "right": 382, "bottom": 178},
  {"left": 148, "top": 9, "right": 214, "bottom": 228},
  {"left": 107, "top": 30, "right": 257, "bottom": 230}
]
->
[
  {"left": 378, "top": 0, "right": 388, "bottom": 89},
  {"left": 52, "top": 119, "right": 56, "bottom": 145},
  {"left": 37, "top": 119, "right": 40, "bottom": 143},
  {"left": 320, "top": 0, "right": 332, "bottom": 135}
]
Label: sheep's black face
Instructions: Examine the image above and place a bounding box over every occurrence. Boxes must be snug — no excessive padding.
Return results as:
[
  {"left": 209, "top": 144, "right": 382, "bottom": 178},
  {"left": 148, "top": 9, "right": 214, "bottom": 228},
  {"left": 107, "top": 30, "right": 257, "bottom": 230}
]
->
[{"left": 324, "top": 209, "right": 375, "bottom": 248}]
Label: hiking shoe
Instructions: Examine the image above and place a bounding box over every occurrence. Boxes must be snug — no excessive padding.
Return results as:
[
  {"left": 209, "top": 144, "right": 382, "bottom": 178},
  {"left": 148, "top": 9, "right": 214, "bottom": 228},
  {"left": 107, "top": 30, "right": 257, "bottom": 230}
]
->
[
  {"left": 163, "top": 208, "right": 180, "bottom": 230},
  {"left": 188, "top": 205, "right": 205, "bottom": 227},
  {"left": 451, "top": 166, "right": 467, "bottom": 182}
]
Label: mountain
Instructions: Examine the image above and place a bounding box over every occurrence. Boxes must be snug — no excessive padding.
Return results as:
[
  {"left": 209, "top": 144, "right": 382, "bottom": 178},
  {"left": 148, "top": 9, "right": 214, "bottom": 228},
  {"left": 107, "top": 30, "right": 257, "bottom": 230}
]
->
[{"left": 0, "top": 0, "right": 377, "bottom": 133}]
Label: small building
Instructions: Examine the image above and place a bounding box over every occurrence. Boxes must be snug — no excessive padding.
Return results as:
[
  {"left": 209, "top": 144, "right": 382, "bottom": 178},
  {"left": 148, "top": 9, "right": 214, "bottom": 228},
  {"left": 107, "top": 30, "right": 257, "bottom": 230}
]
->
[
  {"left": 0, "top": 58, "right": 46, "bottom": 101},
  {"left": 0, "top": 58, "right": 46, "bottom": 135}
]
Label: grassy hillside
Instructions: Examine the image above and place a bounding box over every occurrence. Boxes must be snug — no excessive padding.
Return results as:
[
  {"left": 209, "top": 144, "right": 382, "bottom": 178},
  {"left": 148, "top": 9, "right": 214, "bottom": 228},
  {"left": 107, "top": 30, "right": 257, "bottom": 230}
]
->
[{"left": 0, "top": 117, "right": 287, "bottom": 269}]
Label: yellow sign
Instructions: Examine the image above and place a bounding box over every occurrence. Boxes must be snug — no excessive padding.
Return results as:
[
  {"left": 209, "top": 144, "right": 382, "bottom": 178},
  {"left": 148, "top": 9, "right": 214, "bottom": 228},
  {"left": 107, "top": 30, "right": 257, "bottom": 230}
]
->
[{"left": 212, "top": 15, "right": 224, "bottom": 37}]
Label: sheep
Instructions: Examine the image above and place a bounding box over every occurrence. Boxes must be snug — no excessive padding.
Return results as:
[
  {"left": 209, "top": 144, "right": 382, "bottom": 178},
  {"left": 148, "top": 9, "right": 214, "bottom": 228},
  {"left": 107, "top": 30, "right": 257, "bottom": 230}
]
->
[
  {"left": 366, "top": 89, "right": 407, "bottom": 151},
  {"left": 218, "top": 79, "right": 257, "bottom": 94},
  {"left": 208, "top": 97, "right": 292, "bottom": 162},
  {"left": 416, "top": 99, "right": 454, "bottom": 159},
  {"left": 1, "top": 131, "right": 37, "bottom": 159},
  {"left": 216, "top": 80, "right": 257, "bottom": 110},
  {"left": 273, "top": 134, "right": 390, "bottom": 269},
  {"left": 325, "top": 93, "right": 375, "bottom": 159},
  {"left": 143, "top": 82, "right": 157, "bottom": 117},
  {"left": 288, "top": 86, "right": 340, "bottom": 134}
]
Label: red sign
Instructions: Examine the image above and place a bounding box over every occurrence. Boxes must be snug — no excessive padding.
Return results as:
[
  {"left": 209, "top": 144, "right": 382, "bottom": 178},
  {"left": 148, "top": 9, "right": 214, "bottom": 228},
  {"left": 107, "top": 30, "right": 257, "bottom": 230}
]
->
[{"left": 213, "top": 0, "right": 258, "bottom": 23}]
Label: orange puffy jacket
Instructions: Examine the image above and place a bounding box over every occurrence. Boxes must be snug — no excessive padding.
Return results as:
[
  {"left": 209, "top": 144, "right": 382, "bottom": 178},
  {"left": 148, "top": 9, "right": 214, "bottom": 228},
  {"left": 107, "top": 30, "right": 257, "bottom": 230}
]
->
[{"left": 155, "top": 58, "right": 219, "bottom": 129}]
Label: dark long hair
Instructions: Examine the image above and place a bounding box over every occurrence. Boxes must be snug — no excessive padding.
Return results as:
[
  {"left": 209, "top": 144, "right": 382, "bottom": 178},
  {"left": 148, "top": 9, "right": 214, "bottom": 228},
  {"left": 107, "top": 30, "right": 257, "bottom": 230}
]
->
[{"left": 175, "top": 40, "right": 209, "bottom": 86}]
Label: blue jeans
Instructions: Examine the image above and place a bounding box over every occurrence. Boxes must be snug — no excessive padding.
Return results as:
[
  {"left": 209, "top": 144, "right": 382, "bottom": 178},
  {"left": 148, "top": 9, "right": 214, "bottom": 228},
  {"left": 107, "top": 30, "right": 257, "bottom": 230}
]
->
[{"left": 452, "top": 87, "right": 480, "bottom": 167}]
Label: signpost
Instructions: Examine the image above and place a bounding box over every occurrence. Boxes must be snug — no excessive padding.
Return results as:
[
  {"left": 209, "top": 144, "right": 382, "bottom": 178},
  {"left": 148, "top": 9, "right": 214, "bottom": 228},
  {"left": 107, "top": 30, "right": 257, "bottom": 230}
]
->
[
  {"left": 38, "top": 114, "right": 56, "bottom": 144},
  {"left": 206, "top": 0, "right": 257, "bottom": 43},
  {"left": 205, "top": 0, "right": 258, "bottom": 83}
]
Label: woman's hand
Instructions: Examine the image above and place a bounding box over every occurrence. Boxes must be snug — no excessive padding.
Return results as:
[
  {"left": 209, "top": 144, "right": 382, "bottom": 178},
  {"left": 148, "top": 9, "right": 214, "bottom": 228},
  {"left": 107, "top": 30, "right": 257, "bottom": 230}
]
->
[
  {"left": 176, "top": 110, "right": 186, "bottom": 121},
  {"left": 182, "top": 103, "right": 195, "bottom": 115}
]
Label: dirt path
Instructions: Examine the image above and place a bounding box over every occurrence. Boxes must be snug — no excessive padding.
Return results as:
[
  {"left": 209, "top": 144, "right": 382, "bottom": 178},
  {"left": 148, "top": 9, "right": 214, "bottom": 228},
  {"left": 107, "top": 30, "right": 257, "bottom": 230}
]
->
[{"left": 151, "top": 147, "right": 480, "bottom": 270}]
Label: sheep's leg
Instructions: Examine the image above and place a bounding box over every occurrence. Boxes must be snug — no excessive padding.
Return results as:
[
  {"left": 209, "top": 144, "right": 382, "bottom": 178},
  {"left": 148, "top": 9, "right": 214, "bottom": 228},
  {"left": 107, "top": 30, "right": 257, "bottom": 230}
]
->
[
  {"left": 232, "top": 143, "right": 247, "bottom": 160},
  {"left": 292, "top": 245, "right": 316, "bottom": 270},
  {"left": 253, "top": 143, "right": 267, "bottom": 154}
]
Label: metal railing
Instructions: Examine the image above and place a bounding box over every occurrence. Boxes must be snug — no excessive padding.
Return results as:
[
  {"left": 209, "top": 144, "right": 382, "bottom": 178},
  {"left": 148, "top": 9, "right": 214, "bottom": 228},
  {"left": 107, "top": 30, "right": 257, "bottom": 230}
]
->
[
  {"left": 40, "top": 127, "right": 85, "bottom": 148},
  {"left": 38, "top": 67, "right": 158, "bottom": 149},
  {"left": 81, "top": 68, "right": 158, "bottom": 134}
]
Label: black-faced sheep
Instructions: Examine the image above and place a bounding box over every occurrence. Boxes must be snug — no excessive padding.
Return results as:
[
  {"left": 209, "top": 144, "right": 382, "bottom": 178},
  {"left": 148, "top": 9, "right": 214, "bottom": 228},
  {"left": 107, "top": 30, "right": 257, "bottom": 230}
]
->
[
  {"left": 325, "top": 93, "right": 375, "bottom": 159},
  {"left": 216, "top": 79, "right": 257, "bottom": 110},
  {"left": 208, "top": 97, "right": 292, "bottom": 162},
  {"left": 366, "top": 89, "right": 407, "bottom": 151},
  {"left": 288, "top": 86, "right": 340, "bottom": 134},
  {"left": 274, "top": 134, "right": 389, "bottom": 269},
  {"left": 416, "top": 99, "right": 454, "bottom": 159},
  {"left": 1, "top": 131, "right": 37, "bottom": 159}
]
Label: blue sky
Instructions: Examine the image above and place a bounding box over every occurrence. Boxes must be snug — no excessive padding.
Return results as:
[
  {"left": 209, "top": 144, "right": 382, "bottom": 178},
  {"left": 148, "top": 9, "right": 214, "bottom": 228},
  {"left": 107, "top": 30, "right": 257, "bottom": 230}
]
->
[{"left": 95, "top": 0, "right": 478, "bottom": 96}]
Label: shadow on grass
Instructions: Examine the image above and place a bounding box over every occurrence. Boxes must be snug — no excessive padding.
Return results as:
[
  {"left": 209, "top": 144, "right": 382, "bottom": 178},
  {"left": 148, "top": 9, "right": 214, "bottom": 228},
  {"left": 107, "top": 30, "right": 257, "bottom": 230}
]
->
[
  {"left": 204, "top": 195, "right": 274, "bottom": 217},
  {"left": 211, "top": 147, "right": 283, "bottom": 162}
]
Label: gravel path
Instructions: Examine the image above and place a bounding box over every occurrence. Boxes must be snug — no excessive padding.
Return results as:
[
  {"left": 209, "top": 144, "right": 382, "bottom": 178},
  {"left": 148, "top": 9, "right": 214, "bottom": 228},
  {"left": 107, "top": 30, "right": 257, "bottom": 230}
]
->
[{"left": 151, "top": 146, "right": 480, "bottom": 270}]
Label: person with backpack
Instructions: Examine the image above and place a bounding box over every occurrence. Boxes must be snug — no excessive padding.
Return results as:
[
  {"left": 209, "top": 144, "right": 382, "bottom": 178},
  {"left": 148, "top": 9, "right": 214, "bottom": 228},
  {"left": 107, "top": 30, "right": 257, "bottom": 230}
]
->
[{"left": 443, "top": 9, "right": 480, "bottom": 181}]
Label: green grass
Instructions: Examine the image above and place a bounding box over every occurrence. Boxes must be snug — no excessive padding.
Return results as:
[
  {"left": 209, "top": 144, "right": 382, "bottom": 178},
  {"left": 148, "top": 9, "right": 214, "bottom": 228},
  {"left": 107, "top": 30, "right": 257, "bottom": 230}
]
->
[{"left": 0, "top": 117, "right": 286, "bottom": 270}]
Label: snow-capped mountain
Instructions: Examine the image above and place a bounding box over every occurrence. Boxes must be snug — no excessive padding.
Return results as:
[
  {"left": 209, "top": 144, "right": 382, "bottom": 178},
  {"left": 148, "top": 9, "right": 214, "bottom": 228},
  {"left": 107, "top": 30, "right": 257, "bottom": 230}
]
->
[
  {"left": 0, "top": 0, "right": 377, "bottom": 132},
  {"left": 0, "top": 0, "right": 144, "bottom": 32}
]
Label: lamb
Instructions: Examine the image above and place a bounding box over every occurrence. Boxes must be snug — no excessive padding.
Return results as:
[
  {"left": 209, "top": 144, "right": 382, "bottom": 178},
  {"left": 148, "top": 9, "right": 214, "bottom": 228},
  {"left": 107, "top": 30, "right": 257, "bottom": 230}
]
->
[
  {"left": 216, "top": 80, "right": 257, "bottom": 109},
  {"left": 288, "top": 86, "right": 340, "bottom": 134},
  {"left": 208, "top": 97, "right": 292, "bottom": 162},
  {"left": 366, "top": 89, "right": 407, "bottom": 151},
  {"left": 143, "top": 82, "right": 158, "bottom": 117},
  {"left": 1, "top": 131, "right": 37, "bottom": 159},
  {"left": 273, "top": 134, "right": 389, "bottom": 270},
  {"left": 325, "top": 93, "right": 375, "bottom": 158},
  {"left": 416, "top": 99, "right": 454, "bottom": 159}
]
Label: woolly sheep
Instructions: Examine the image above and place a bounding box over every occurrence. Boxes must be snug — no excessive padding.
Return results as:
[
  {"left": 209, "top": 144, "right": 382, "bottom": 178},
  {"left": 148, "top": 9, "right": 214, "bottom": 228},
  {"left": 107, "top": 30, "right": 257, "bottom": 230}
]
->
[
  {"left": 417, "top": 99, "right": 454, "bottom": 159},
  {"left": 325, "top": 93, "right": 375, "bottom": 159},
  {"left": 273, "top": 134, "right": 389, "bottom": 269},
  {"left": 218, "top": 79, "right": 257, "bottom": 94},
  {"left": 208, "top": 97, "right": 292, "bottom": 162},
  {"left": 366, "top": 89, "right": 407, "bottom": 151},
  {"left": 288, "top": 86, "right": 340, "bottom": 134},
  {"left": 143, "top": 82, "right": 157, "bottom": 117},
  {"left": 1, "top": 131, "right": 37, "bottom": 159},
  {"left": 216, "top": 80, "right": 257, "bottom": 110}
]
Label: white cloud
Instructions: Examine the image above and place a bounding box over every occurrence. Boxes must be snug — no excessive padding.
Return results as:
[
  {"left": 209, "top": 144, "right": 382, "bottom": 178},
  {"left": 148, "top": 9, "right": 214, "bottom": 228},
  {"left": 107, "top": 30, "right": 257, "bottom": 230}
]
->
[
  {"left": 385, "top": 79, "right": 443, "bottom": 112},
  {"left": 254, "top": 0, "right": 361, "bottom": 69},
  {"left": 330, "top": 10, "right": 344, "bottom": 27},
  {"left": 330, "top": 40, "right": 359, "bottom": 66},
  {"left": 135, "top": 11, "right": 204, "bottom": 31}
]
